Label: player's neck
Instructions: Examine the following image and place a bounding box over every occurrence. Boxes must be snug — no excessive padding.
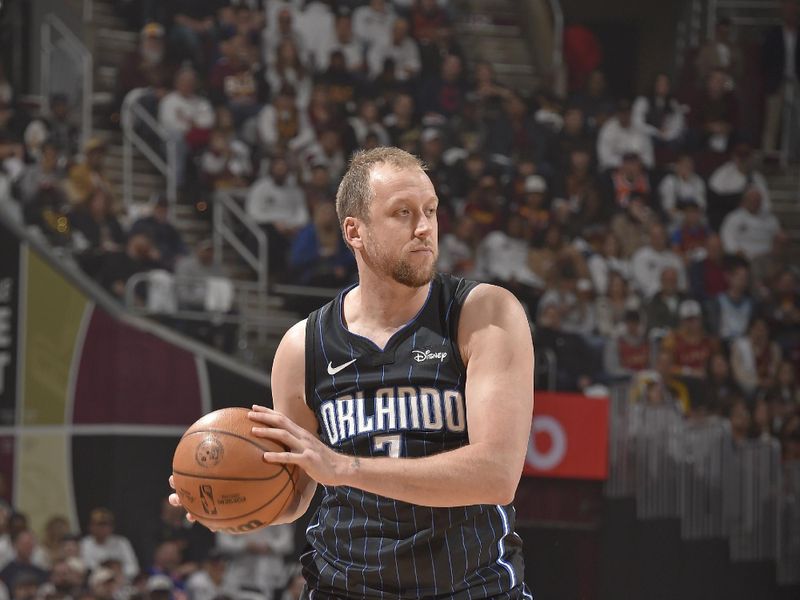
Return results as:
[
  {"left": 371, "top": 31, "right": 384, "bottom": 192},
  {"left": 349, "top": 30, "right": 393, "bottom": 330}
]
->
[{"left": 345, "top": 271, "right": 432, "bottom": 333}]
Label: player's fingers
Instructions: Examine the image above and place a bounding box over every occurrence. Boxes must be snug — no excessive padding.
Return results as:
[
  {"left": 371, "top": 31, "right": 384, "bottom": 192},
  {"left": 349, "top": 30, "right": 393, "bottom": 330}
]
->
[
  {"left": 262, "top": 451, "right": 300, "bottom": 464},
  {"left": 251, "top": 404, "right": 274, "bottom": 413},
  {"left": 248, "top": 410, "right": 305, "bottom": 436},
  {"left": 169, "top": 475, "right": 176, "bottom": 490},
  {"left": 251, "top": 426, "right": 299, "bottom": 449},
  {"left": 168, "top": 492, "right": 182, "bottom": 507}
]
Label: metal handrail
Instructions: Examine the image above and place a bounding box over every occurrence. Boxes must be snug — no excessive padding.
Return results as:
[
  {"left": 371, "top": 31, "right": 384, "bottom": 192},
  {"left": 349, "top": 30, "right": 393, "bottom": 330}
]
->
[
  {"left": 123, "top": 273, "right": 271, "bottom": 320},
  {"left": 213, "top": 190, "right": 269, "bottom": 293},
  {"left": 40, "top": 14, "right": 93, "bottom": 148},
  {"left": 120, "top": 88, "right": 178, "bottom": 211},
  {"left": 780, "top": 79, "right": 798, "bottom": 169},
  {"left": 546, "top": 0, "right": 564, "bottom": 92}
]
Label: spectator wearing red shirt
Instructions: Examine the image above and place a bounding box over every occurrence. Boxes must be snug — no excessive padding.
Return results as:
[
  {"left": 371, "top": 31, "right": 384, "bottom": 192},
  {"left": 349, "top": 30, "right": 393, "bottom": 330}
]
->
[
  {"left": 604, "top": 303, "right": 651, "bottom": 379},
  {"left": 563, "top": 25, "right": 603, "bottom": 93},
  {"left": 417, "top": 54, "right": 467, "bottom": 119},
  {"left": 464, "top": 174, "right": 507, "bottom": 237},
  {"left": 688, "top": 233, "right": 729, "bottom": 301},
  {"left": 662, "top": 299, "right": 719, "bottom": 379},
  {"left": 208, "top": 33, "right": 261, "bottom": 129},
  {"left": 411, "top": 0, "right": 449, "bottom": 45}
]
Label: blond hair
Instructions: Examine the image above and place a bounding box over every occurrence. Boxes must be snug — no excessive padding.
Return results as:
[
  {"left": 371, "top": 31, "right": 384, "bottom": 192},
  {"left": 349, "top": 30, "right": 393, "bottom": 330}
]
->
[{"left": 335, "top": 147, "right": 426, "bottom": 233}]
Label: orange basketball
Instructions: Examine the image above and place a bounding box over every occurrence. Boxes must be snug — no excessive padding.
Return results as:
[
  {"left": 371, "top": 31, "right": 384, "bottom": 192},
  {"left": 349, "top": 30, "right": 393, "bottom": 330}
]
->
[{"left": 172, "top": 407, "right": 299, "bottom": 534}]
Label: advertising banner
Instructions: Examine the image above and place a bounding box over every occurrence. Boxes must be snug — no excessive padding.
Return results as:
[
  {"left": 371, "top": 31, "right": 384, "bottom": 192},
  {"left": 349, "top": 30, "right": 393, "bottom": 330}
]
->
[
  {"left": 524, "top": 392, "right": 609, "bottom": 480},
  {"left": 0, "top": 220, "right": 19, "bottom": 426}
]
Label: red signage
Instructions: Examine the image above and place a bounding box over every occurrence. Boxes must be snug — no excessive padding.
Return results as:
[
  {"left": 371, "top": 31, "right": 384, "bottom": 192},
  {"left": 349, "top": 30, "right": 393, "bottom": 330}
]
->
[{"left": 523, "top": 392, "right": 609, "bottom": 480}]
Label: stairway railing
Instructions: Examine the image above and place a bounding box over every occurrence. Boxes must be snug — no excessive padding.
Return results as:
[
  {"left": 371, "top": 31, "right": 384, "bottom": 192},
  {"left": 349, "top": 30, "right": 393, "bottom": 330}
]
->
[
  {"left": 120, "top": 88, "right": 178, "bottom": 211},
  {"left": 213, "top": 189, "right": 269, "bottom": 293},
  {"left": 40, "top": 14, "right": 93, "bottom": 148}
]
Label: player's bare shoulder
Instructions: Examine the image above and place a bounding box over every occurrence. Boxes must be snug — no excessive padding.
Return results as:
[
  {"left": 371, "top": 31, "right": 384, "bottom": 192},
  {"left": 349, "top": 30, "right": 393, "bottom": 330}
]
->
[
  {"left": 271, "top": 319, "right": 308, "bottom": 413},
  {"left": 457, "top": 283, "right": 534, "bottom": 364}
]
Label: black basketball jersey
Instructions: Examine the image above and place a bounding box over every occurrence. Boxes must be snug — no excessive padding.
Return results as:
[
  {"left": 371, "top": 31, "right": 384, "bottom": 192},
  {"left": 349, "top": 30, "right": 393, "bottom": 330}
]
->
[{"left": 300, "top": 273, "right": 531, "bottom": 599}]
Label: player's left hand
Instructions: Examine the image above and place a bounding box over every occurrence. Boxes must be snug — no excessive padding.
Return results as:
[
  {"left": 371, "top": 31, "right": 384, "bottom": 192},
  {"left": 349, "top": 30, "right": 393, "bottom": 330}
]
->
[{"left": 248, "top": 405, "right": 349, "bottom": 487}]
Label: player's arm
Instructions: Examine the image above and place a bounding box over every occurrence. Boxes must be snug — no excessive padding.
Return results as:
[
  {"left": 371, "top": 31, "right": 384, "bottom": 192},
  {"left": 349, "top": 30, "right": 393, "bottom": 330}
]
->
[
  {"left": 251, "top": 284, "right": 534, "bottom": 507},
  {"left": 259, "top": 319, "right": 319, "bottom": 525}
]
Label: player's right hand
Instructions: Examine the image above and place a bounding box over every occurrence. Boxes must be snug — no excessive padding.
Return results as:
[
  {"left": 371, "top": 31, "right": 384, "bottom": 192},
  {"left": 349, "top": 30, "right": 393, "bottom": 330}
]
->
[{"left": 168, "top": 475, "right": 197, "bottom": 523}]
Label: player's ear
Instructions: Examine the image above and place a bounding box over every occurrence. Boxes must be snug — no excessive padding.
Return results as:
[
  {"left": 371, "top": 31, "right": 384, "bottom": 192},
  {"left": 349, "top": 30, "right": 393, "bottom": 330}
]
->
[{"left": 343, "top": 216, "right": 363, "bottom": 250}]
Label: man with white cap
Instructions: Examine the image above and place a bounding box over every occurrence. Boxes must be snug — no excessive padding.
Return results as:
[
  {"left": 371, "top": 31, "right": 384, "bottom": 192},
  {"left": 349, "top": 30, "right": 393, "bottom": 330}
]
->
[{"left": 661, "top": 299, "right": 718, "bottom": 379}]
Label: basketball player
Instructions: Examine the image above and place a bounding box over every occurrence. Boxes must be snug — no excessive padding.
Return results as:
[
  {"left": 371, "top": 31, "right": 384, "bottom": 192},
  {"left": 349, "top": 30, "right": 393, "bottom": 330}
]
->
[{"left": 171, "top": 147, "right": 535, "bottom": 598}]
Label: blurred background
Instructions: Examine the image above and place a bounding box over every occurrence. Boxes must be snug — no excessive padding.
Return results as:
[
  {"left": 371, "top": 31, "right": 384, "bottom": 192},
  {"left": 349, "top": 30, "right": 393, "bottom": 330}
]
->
[{"left": 0, "top": 0, "right": 799, "bottom": 599}]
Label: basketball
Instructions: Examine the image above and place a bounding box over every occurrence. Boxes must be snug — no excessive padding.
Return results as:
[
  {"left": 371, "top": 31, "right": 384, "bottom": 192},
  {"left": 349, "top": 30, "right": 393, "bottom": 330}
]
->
[{"left": 172, "top": 407, "right": 299, "bottom": 534}]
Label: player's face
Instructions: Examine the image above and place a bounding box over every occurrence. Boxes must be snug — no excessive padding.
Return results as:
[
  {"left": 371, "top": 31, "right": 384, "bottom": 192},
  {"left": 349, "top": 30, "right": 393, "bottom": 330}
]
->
[{"left": 360, "top": 165, "right": 439, "bottom": 288}]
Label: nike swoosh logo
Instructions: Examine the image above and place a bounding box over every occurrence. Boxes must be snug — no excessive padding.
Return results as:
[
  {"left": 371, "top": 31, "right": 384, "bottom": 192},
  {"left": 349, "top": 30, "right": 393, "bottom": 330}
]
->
[{"left": 327, "top": 358, "right": 357, "bottom": 376}]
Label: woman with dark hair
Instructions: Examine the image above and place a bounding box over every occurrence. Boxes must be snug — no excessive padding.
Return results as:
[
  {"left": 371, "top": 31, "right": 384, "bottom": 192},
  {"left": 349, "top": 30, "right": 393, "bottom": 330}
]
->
[
  {"left": 632, "top": 73, "right": 687, "bottom": 157},
  {"left": 703, "top": 351, "right": 742, "bottom": 415},
  {"left": 267, "top": 39, "right": 312, "bottom": 108}
]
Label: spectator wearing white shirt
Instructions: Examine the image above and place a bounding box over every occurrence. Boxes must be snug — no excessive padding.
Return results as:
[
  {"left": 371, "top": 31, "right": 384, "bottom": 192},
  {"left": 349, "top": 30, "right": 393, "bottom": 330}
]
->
[
  {"left": 79, "top": 508, "right": 139, "bottom": 580},
  {"left": 245, "top": 156, "right": 309, "bottom": 278},
  {"left": 185, "top": 549, "right": 236, "bottom": 600},
  {"left": 353, "top": 0, "right": 396, "bottom": 50},
  {"left": 632, "top": 222, "right": 686, "bottom": 298},
  {"left": 596, "top": 99, "right": 654, "bottom": 171},
  {"left": 708, "top": 141, "right": 771, "bottom": 228},
  {"left": 158, "top": 67, "right": 215, "bottom": 187},
  {"left": 296, "top": 1, "right": 336, "bottom": 69},
  {"left": 658, "top": 153, "right": 707, "bottom": 227},
  {"left": 367, "top": 18, "right": 421, "bottom": 81},
  {"left": 632, "top": 73, "right": 686, "bottom": 147},
  {"left": 216, "top": 524, "right": 294, "bottom": 599},
  {"left": 720, "top": 186, "right": 781, "bottom": 261},
  {"left": 312, "top": 13, "right": 364, "bottom": 73},
  {"left": 475, "top": 213, "right": 543, "bottom": 316}
]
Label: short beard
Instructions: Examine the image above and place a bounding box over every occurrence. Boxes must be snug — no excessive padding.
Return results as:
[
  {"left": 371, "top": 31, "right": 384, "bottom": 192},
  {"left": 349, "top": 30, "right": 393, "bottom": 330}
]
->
[
  {"left": 365, "top": 230, "right": 436, "bottom": 288},
  {"left": 391, "top": 256, "right": 435, "bottom": 288}
]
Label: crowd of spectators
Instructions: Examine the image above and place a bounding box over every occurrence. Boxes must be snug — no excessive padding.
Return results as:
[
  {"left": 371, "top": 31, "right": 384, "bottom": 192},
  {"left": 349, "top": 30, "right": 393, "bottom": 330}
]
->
[
  {"left": 0, "top": 0, "right": 799, "bottom": 458},
  {"left": 0, "top": 499, "right": 302, "bottom": 600}
]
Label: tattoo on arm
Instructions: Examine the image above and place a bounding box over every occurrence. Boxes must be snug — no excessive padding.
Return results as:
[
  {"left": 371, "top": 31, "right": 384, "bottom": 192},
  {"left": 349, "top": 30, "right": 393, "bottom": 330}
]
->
[{"left": 351, "top": 456, "right": 361, "bottom": 470}]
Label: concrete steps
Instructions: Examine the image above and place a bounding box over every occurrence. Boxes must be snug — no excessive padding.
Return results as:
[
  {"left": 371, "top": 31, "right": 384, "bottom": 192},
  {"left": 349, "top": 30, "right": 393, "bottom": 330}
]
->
[{"left": 453, "top": 0, "right": 539, "bottom": 96}]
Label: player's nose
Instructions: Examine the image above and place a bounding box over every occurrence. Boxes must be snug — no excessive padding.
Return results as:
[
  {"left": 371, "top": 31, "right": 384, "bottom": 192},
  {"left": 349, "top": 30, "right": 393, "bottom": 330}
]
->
[{"left": 414, "top": 212, "right": 433, "bottom": 238}]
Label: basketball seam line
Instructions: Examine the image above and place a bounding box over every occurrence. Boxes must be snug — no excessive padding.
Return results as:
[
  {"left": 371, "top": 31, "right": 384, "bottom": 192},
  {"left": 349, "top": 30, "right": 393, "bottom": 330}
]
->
[
  {"left": 172, "top": 470, "right": 285, "bottom": 482},
  {"left": 183, "top": 465, "right": 296, "bottom": 522},
  {"left": 181, "top": 427, "right": 287, "bottom": 453}
]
